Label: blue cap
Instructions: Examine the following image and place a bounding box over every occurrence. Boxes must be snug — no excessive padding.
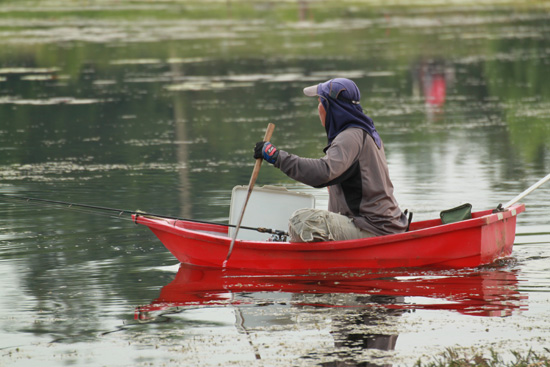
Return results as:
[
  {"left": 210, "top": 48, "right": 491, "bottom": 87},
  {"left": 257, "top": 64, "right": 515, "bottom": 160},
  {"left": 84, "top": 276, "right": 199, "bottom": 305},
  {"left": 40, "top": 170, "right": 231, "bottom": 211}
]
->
[{"left": 303, "top": 78, "right": 361, "bottom": 105}]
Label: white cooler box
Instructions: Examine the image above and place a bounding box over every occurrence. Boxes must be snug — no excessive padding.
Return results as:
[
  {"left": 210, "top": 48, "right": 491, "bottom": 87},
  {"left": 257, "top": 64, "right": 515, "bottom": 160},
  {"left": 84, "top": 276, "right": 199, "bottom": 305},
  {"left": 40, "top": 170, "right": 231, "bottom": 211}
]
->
[{"left": 229, "top": 185, "right": 315, "bottom": 241}]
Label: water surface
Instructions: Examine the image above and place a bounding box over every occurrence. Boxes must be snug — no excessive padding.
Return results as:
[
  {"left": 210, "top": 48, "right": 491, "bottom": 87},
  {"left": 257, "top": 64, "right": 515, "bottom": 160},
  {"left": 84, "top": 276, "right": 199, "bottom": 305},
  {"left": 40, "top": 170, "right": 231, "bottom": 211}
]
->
[{"left": 0, "top": 1, "right": 549, "bottom": 366}]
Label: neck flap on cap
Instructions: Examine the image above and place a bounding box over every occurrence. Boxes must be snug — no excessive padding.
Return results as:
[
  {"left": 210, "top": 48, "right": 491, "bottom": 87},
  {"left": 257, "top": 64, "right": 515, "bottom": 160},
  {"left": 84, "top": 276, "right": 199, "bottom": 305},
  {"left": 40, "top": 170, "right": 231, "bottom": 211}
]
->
[{"left": 316, "top": 78, "right": 381, "bottom": 149}]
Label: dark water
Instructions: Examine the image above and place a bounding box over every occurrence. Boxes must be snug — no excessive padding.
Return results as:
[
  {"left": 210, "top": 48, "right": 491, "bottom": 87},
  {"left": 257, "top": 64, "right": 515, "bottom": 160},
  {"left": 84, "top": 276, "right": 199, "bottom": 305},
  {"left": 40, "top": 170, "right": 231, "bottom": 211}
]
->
[{"left": 0, "top": 1, "right": 549, "bottom": 366}]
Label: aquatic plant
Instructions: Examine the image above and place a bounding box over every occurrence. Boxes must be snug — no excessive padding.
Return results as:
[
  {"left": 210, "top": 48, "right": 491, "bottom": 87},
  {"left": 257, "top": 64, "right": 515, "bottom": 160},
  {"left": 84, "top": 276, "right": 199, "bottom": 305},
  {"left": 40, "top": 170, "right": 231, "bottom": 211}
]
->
[{"left": 415, "top": 348, "right": 550, "bottom": 367}]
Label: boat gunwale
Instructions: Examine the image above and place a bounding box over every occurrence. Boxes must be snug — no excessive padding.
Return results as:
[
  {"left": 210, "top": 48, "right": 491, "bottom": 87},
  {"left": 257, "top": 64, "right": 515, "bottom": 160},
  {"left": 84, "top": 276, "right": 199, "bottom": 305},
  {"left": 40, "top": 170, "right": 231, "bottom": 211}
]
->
[{"left": 133, "top": 203, "right": 525, "bottom": 252}]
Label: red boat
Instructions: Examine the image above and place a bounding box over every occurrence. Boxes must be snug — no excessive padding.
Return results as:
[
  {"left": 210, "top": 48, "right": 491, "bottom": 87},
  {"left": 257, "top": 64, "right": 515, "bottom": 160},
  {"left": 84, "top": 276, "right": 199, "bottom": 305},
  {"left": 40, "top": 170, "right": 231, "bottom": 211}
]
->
[{"left": 133, "top": 203, "right": 525, "bottom": 271}]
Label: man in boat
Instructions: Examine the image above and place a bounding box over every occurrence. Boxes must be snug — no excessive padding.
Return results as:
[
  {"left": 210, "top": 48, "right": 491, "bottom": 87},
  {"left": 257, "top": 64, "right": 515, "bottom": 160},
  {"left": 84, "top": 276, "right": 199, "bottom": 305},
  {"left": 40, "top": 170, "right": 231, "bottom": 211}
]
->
[{"left": 254, "top": 78, "right": 408, "bottom": 242}]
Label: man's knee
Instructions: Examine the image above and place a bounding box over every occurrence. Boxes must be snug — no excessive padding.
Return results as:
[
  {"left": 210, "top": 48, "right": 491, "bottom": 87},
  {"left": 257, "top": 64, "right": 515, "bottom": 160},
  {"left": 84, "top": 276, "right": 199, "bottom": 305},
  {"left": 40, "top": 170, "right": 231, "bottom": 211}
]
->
[
  {"left": 288, "top": 209, "right": 374, "bottom": 242},
  {"left": 288, "top": 208, "right": 333, "bottom": 242}
]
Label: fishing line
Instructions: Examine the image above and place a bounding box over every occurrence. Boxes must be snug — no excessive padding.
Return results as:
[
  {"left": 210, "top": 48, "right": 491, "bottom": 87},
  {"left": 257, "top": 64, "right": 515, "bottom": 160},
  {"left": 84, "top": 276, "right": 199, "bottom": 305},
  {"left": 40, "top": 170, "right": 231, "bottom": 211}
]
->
[
  {"left": 0, "top": 193, "right": 288, "bottom": 236},
  {"left": 10, "top": 198, "right": 136, "bottom": 222}
]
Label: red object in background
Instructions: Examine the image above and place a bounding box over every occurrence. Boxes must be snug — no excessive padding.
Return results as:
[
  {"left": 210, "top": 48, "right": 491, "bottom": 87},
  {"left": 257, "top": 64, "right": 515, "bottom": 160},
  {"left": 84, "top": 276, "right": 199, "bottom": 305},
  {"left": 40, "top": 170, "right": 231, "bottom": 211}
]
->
[{"left": 426, "top": 74, "right": 447, "bottom": 107}]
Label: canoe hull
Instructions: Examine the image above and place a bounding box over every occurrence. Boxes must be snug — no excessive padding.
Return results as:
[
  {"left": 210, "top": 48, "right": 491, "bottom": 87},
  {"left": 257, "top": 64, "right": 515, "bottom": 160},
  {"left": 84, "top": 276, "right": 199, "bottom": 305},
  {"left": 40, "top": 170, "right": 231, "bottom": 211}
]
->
[{"left": 134, "top": 204, "right": 525, "bottom": 270}]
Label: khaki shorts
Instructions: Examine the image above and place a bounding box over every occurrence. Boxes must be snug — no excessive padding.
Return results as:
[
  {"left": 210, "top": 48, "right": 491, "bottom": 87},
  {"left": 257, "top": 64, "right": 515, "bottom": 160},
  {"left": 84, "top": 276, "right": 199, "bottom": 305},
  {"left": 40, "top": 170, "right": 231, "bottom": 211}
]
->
[{"left": 288, "top": 208, "right": 375, "bottom": 243}]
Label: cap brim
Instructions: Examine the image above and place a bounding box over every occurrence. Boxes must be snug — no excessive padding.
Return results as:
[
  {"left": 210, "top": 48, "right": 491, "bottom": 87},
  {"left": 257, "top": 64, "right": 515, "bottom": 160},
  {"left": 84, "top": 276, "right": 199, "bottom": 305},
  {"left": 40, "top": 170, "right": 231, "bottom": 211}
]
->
[{"left": 303, "top": 85, "right": 318, "bottom": 97}]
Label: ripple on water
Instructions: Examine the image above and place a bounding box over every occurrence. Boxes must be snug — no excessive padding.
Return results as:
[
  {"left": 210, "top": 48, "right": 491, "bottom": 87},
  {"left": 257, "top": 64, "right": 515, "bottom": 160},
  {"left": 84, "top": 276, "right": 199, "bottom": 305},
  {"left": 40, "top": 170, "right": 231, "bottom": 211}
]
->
[
  {"left": 0, "top": 97, "right": 104, "bottom": 105},
  {"left": 0, "top": 161, "right": 188, "bottom": 182}
]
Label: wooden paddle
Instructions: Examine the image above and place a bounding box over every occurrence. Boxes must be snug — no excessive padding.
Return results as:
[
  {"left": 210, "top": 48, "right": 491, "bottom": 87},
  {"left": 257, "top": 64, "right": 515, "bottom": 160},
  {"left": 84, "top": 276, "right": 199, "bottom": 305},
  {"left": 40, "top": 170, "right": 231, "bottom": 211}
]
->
[{"left": 224, "top": 123, "right": 275, "bottom": 266}]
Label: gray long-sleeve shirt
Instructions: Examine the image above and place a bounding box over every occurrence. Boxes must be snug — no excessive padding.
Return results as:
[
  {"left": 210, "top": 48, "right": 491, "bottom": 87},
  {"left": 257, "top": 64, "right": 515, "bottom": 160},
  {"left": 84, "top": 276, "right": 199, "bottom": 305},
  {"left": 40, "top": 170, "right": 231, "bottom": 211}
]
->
[{"left": 274, "top": 127, "right": 408, "bottom": 236}]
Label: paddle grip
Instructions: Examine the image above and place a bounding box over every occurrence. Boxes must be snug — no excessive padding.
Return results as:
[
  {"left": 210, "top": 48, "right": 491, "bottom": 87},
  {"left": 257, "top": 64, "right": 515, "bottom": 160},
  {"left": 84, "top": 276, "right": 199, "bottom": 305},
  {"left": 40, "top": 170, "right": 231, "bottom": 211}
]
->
[{"left": 246, "top": 123, "right": 275, "bottom": 206}]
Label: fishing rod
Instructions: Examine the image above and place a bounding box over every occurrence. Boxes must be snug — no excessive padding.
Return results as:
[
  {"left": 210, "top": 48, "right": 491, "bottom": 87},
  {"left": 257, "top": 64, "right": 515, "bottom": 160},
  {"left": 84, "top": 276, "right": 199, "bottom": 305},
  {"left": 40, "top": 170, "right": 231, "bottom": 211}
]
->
[{"left": 0, "top": 193, "right": 289, "bottom": 236}]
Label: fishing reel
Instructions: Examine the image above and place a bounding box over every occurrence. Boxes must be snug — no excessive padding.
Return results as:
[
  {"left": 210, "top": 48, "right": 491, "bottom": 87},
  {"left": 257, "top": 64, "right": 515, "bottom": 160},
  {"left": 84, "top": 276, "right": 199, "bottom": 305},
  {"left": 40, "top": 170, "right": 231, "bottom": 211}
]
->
[
  {"left": 257, "top": 227, "right": 288, "bottom": 242},
  {"left": 268, "top": 230, "right": 288, "bottom": 242}
]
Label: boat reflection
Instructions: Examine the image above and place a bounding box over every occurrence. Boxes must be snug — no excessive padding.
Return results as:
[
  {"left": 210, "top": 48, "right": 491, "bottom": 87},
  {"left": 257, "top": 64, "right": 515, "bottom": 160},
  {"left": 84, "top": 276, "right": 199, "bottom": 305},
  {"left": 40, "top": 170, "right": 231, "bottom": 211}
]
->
[
  {"left": 137, "top": 264, "right": 526, "bottom": 318},
  {"left": 135, "top": 264, "right": 526, "bottom": 365}
]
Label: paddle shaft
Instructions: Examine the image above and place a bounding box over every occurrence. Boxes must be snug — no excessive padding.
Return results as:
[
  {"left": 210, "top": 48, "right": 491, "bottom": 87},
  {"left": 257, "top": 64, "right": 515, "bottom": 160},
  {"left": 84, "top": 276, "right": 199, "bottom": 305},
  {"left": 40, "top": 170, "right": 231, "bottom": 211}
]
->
[
  {"left": 503, "top": 173, "right": 550, "bottom": 208},
  {"left": 225, "top": 123, "right": 275, "bottom": 264}
]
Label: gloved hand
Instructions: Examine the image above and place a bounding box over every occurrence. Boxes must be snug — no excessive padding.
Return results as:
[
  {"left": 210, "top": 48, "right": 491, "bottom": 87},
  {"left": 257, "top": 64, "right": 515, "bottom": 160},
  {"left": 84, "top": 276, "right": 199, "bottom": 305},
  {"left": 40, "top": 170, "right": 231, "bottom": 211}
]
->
[{"left": 254, "top": 141, "right": 279, "bottom": 164}]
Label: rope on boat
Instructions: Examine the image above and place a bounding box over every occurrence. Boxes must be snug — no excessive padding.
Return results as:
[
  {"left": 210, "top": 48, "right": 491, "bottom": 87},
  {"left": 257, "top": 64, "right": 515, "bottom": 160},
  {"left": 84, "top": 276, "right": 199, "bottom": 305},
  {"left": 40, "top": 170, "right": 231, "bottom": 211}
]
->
[{"left": 0, "top": 193, "right": 289, "bottom": 236}]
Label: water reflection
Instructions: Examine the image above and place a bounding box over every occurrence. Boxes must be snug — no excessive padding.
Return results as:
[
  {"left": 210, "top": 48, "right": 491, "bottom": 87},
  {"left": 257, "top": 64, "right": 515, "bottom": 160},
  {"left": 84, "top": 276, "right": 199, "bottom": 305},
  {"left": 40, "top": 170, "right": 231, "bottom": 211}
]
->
[
  {"left": 135, "top": 264, "right": 525, "bottom": 365},
  {"left": 170, "top": 61, "right": 193, "bottom": 219},
  {"left": 138, "top": 264, "right": 526, "bottom": 317},
  {"left": 412, "top": 59, "right": 455, "bottom": 122}
]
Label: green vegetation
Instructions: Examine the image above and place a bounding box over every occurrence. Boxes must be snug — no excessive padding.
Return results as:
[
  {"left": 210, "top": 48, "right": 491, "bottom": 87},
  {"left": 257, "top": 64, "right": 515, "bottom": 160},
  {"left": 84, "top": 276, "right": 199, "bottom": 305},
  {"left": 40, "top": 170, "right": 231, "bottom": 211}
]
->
[
  {"left": 0, "top": 0, "right": 547, "bottom": 22},
  {"left": 415, "top": 348, "right": 550, "bottom": 367}
]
